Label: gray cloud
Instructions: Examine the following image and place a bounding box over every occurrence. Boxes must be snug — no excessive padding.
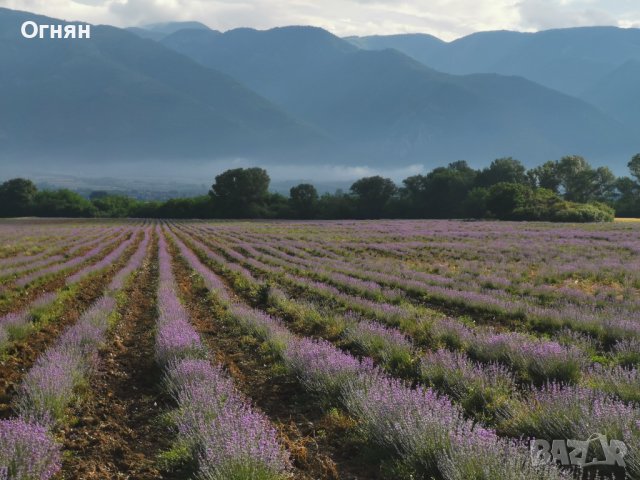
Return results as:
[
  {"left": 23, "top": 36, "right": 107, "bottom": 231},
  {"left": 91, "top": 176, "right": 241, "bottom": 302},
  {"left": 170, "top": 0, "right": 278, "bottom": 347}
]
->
[
  {"left": 0, "top": 0, "right": 638, "bottom": 39},
  {"left": 517, "top": 0, "right": 618, "bottom": 30}
]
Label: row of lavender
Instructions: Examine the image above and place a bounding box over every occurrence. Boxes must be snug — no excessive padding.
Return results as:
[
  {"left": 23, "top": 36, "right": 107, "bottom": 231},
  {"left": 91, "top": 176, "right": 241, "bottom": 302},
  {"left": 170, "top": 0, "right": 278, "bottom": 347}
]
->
[
  {"left": 0, "top": 223, "right": 125, "bottom": 280},
  {"left": 168, "top": 227, "right": 571, "bottom": 479},
  {"left": 0, "top": 228, "right": 151, "bottom": 478},
  {"left": 0, "top": 227, "right": 140, "bottom": 352},
  {"left": 0, "top": 228, "right": 105, "bottom": 277},
  {"left": 171, "top": 224, "right": 640, "bottom": 479},
  {"left": 240, "top": 234, "right": 640, "bottom": 344},
  {"left": 200, "top": 221, "right": 640, "bottom": 346},
  {"left": 0, "top": 222, "right": 108, "bottom": 269},
  {"left": 179, "top": 225, "right": 638, "bottom": 400},
  {"left": 155, "top": 228, "right": 290, "bottom": 479},
  {"left": 228, "top": 227, "right": 638, "bottom": 348},
  {"left": 181, "top": 223, "right": 640, "bottom": 402}
]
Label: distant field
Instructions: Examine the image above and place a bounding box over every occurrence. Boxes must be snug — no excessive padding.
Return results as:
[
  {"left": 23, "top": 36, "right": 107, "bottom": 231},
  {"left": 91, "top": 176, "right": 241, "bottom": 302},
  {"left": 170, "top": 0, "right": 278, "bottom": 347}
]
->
[
  {"left": 1, "top": 219, "right": 638, "bottom": 479},
  {"left": 617, "top": 217, "right": 640, "bottom": 222}
]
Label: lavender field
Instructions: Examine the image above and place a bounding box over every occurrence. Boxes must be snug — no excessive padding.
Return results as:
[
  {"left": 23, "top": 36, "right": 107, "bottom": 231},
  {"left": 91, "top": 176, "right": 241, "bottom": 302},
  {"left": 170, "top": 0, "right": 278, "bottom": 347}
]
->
[{"left": 0, "top": 219, "right": 638, "bottom": 479}]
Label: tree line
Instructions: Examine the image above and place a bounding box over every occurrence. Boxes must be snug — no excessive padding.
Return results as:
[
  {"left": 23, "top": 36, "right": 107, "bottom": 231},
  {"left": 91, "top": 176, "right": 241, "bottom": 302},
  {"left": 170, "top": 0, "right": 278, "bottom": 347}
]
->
[{"left": 2, "top": 155, "right": 640, "bottom": 222}]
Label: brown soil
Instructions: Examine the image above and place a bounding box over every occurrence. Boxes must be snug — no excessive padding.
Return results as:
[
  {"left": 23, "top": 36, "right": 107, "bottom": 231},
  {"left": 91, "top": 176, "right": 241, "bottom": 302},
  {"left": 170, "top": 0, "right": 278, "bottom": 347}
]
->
[
  {"left": 60, "top": 234, "right": 178, "bottom": 479},
  {"left": 169, "top": 238, "right": 385, "bottom": 480},
  {"left": 0, "top": 234, "right": 142, "bottom": 419}
]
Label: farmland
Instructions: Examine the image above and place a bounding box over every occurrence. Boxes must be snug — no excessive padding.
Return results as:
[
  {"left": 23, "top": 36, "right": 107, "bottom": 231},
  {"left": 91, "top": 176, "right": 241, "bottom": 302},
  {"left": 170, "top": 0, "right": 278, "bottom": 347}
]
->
[{"left": 0, "top": 219, "right": 638, "bottom": 480}]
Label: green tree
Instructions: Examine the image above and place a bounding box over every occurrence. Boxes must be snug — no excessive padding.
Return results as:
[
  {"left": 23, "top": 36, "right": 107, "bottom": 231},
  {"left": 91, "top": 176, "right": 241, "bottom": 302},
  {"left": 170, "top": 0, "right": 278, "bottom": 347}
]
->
[
  {"left": 350, "top": 176, "right": 397, "bottom": 218},
  {"left": 554, "top": 156, "right": 615, "bottom": 203},
  {"left": 462, "top": 187, "right": 490, "bottom": 218},
  {"left": 556, "top": 155, "right": 591, "bottom": 201},
  {"left": 289, "top": 183, "right": 319, "bottom": 219},
  {"left": 613, "top": 177, "right": 640, "bottom": 217},
  {"left": 629, "top": 154, "right": 640, "bottom": 183},
  {"left": 317, "top": 190, "right": 355, "bottom": 219},
  {"left": 403, "top": 161, "right": 478, "bottom": 218},
  {"left": 33, "top": 189, "right": 96, "bottom": 217},
  {"left": 210, "top": 168, "right": 270, "bottom": 218},
  {"left": 477, "top": 157, "right": 527, "bottom": 187},
  {"left": 0, "top": 178, "right": 37, "bottom": 217},
  {"left": 527, "top": 160, "right": 561, "bottom": 192},
  {"left": 485, "top": 183, "right": 531, "bottom": 219},
  {"left": 92, "top": 194, "right": 140, "bottom": 218}
]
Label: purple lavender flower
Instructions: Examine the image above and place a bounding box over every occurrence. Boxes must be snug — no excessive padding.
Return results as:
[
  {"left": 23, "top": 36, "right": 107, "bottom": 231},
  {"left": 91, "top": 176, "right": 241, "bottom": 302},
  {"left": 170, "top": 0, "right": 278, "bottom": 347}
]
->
[
  {"left": 420, "top": 349, "right": 516, "bottom": 415},
  {"left": 0, "top": 419, "right": 61, "bottom": 480},
  {"left": 504, "top": 382, "right": 640, "bottom": 442},
  {"left": 343, "top": 320, "right": 414, "bottom": 371},
  {"left": 108, "top": 227, "right": 152, "bottom": 291},
  {"left": 282, "top": 337, "right": 378, "bottom": 398},
  {"left": 197, "top": 405, "right": 290, "bottom": 480}
]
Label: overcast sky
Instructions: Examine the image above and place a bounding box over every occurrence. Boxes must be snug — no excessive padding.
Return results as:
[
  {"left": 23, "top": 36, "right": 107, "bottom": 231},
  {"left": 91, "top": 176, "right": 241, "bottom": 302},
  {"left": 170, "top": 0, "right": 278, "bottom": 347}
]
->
[{"left": 2, "top": 0, "right": 639, "bottom": 40}]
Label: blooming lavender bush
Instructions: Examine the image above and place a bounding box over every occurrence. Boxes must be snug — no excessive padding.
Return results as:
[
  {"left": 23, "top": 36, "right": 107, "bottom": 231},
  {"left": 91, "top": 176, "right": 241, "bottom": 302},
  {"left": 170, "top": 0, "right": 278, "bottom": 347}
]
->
[
  {"left": 503, "top": 382, "right": 640, "bottom": 442},
  {"left": 155, "top": 236, "right": 206, "bottom": 364},
  {"left": 17, "top": 296, "right": 114, "bottom": 424},
  {"left": 343, "top": 319, "right": 415, "bottom": 374},
  {"left": 0, "top": 311, "right": 31, "bottom": 342},
  {"left": 107, "top": 227, "right": 151, "bottom": 292},
  {"left": 612, "top": 338, "right": 640, "bottom": 367},
  {"left": 197, "top": 404, "right": 290, "bottom": 480},
  {"left": 439, "top": 436, "right": 568, "bottom": 480},
  {"left": 17, "top": 350, "right": 85, "bottom": 424},
  {"left": 167, "top": 229, "right": 231, "bottom": 301},
  {"left": 157, "top": 231, "right": 290, "bottom": 479},
  {"left": 155, "top": 306, "right": 206, "bottom": 365},
  {"left": 426, "top": 317, "right": 474, "bottom": 350},
  {"left": 588, "top": 364, "right": 640, "bottom": 403},
  {"left": 420, "top": 349, "right": 516, "bottom": 418},
  {"left": 0, "top": 419, "right": 61, "bottom": 480},
  {"left": 469, "top": 332, "right": 586, "bottom": 384},
  {"left": 282, "top": 337, "right": 377, "bottom": 399}
]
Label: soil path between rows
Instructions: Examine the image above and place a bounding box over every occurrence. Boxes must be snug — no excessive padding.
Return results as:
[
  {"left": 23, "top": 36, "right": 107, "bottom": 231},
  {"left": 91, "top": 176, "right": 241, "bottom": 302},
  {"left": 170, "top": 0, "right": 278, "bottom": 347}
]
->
[
  {"left": 169, "top": 236, "right": 384, "bottom": 480},
  {"left": 60, "top": 236, "right": 181, "bottom": 479},
  {"left": 0, "top": 234, "right": 142, "bottom": 420}
]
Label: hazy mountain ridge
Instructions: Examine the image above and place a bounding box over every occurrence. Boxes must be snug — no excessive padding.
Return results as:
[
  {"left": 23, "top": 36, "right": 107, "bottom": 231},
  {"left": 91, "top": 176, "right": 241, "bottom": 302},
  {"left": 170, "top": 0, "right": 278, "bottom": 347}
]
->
[
  {"left": 157, "top": 25, "right": 634, "bottom": 167},
  {"left": 1, "top": 8, "right": 637, "bottom": 175},
  {"left": 348, "top": 26, "right": 640, "bottom": 134},
  {"left": 582, "top": 59, "right": 640, "bottom": 129},
  {"left": 0, "top": 8, "right": 324, "bottom": 163}
]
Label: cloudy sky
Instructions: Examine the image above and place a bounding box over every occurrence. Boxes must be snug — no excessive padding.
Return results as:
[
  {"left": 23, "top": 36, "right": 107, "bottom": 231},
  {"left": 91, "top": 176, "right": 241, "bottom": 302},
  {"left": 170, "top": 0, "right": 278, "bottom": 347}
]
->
[{"left": 1, "top": 0, "right": 639, "bottom": 40}]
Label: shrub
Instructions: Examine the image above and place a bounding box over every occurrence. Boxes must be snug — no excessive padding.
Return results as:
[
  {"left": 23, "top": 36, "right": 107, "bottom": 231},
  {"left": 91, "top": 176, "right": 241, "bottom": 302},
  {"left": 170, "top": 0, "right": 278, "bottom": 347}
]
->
[
  {"left": 0, "top": 419, "right": 61, "bottom": 480},
  {"left": 549, "top": 201, "right": 614, "bottom": 223}
]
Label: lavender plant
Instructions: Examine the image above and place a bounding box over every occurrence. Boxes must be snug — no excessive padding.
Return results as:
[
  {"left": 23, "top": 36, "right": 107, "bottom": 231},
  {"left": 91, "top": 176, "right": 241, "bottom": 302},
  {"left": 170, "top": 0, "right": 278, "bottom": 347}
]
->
[
  {"left": 343, "top": 319, "right": 415, "bottom": 374},
  {"left": 0, "top": 419, "right": 61, "bottom": 480},
  {"left": 156, "top": 230, "right": 291, "bottom": 479},
  {"left": 420, "top": 349, "right": 516, "bottom": 418}
]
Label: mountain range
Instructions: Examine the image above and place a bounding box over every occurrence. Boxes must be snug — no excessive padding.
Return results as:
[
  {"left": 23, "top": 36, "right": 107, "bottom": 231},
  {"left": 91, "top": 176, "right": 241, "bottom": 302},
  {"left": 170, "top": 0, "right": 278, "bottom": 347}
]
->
[
  {"left": 0, "top": 8, "right": 322, "bottom": 164},
  {"left": 347, "top": 28, "right": 640, "bottom": 136},
  {"left": 1, "top": 7, "right": 638, "bottom": 176}
]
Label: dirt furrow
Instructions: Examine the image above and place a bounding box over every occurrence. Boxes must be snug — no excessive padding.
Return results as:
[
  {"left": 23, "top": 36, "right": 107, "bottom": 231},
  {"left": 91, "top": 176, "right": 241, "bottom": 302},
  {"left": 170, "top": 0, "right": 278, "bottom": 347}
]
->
[
  {"left": 169, "top": 238, "right": 384, "bottom": 480},
  {"left": 59, "top": 234, "right": 179, "bottom": 479},
  {"left": 0, "top": 234, "right": 143, "bottom": 420}
]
